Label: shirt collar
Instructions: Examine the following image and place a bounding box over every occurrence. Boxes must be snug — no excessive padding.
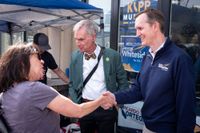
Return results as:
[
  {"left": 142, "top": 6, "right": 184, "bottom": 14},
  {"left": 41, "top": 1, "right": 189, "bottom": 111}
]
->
[
  {"left": 84, "top": 45, "right": 100, "bottom": 57},
  {"left": 149, "top": 38, "right": 167, "bottom": 59},
  {"left": 94, "top": 45, "right": 100, "bottom": 56}
]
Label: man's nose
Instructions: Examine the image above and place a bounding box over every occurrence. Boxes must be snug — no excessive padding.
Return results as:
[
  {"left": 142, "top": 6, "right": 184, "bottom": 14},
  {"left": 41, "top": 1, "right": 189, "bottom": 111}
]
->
[
  {"left": 136, "top": 30, "right": 141, "bottom": 37},
  {"left": 76, "top": 40, "right": 81, "bottom": 45}
]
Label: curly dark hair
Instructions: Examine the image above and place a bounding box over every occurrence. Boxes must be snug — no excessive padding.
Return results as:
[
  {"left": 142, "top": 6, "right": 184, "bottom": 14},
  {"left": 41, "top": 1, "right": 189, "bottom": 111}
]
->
[{"left": 0, "top": 44, "right": 39, "bottom": 92}]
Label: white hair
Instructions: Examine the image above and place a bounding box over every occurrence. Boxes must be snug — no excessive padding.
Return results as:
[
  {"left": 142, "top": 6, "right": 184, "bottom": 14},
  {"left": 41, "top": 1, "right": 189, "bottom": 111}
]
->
[{"left": 73, "top": 19, "right": 99, "bottom": 35}]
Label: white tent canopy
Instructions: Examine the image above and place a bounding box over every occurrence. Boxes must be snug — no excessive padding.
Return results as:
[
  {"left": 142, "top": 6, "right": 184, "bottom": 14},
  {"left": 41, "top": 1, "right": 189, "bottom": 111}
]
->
[{"left": 0, "top": 0, "right": 103, "bottom": 33}]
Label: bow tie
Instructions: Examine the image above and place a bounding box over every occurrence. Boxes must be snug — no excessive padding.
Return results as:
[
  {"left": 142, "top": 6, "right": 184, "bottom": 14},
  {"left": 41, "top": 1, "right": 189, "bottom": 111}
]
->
[{"left": 84, "top": 53, "right": 96, "bottom": 60}]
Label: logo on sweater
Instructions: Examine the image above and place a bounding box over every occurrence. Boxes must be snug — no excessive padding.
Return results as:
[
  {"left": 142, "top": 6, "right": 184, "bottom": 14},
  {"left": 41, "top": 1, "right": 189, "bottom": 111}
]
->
[{"left": 158, "top": 63, "right": 169, "bottom": 71}]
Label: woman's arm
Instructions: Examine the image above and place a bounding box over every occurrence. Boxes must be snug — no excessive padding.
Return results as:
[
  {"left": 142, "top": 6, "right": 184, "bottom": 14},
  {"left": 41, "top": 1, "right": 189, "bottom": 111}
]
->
[{"left": 47, "top": 94, "right": 108, "bottom": 118}]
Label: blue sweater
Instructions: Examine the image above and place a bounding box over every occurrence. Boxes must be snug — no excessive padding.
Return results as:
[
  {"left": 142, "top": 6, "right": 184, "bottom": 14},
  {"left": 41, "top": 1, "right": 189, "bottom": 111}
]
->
[{"left": 115, "top": 38, "right": 196, "bottom": 133}]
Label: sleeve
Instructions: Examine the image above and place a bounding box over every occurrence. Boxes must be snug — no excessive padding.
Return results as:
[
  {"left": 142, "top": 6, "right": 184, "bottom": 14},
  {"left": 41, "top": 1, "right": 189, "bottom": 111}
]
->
[
  {"left": 68, "top": 52, "right": 79, "bottom": 103},
  {"left": 45, "top": 52, "right": 58, "bottom": 70},
  {"left": 194, "top": 57, "right": 200, "bottom": 81},
  {"left": 115, "top": 54, "right": 147, "bottom": 105},
  {"left": 31, "top": 82, "right": 59, "bottom": 110},
  {"left": 115, "top": 52, "right": 129, "bottom": 90},
  {"left": 115, "top": 73, "right": 143, "bottom": 104},
  {"left": 174, "top": 55, "right": 196, "bottom": 133}
]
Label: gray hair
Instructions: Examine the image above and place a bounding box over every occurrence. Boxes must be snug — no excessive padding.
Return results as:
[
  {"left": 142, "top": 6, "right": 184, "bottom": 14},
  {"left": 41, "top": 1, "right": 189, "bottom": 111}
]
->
[{"left": 73, "top": 19, "right": 99, "bottom": 35}]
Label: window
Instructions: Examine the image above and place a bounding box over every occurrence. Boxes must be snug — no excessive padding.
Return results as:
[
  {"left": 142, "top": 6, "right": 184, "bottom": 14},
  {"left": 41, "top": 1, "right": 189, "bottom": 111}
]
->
[
  {"left": 12, "top": 32, "right": 24, "bottom": 44},
  {"left": 88, "top": 0, "right": 111, "bottom": 47},
  {"left": 118, "top": 0, "right": 158, "bottom": 81},
  {"left": 170, "top": 0, "right": 200, "bottom": 95},
  {"left": 0, "top": 32, "right": 10, "bottom": 55}
]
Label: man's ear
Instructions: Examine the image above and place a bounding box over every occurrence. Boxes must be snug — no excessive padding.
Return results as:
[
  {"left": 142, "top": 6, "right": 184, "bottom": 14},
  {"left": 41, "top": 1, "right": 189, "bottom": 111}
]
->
[
  {"left": 91, "top": 34, "right": 96, "bottom": 42},
  {"left": 153, "top": 21, "right": 161, "bottom": 32}
]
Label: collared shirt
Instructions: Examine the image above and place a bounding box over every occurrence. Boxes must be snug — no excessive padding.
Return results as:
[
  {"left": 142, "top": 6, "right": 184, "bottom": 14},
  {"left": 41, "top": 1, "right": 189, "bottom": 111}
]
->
[
  {"left": 82, "top": 45, "right": 106, "bottom": 100},
  {"left": 149, "top": 38, "right": 167, "bottom": 59}
]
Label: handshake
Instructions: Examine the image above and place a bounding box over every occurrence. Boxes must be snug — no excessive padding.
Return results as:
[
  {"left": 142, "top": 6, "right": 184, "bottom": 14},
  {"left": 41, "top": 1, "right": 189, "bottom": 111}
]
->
[{"left": 99, "top": 91, "right": 117, "bottom": 110}]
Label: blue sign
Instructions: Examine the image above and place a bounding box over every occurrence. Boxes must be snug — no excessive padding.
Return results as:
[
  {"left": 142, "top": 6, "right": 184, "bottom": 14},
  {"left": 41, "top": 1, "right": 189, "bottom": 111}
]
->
[{"left": 119, "top": 0, "right": 158, "bottom": 72}]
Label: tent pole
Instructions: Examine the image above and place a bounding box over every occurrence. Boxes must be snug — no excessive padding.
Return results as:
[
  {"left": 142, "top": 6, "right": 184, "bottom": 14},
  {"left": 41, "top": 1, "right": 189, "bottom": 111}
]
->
[
  {"left": 100, "top": 17, "right": 105, "bottom": 47},
  {"left": 10, "top": 33, "right": 13, "bottom": 45},
  {"left": 8, "top": 22, "right": 13, "bottom": 45},
  {"left": 23, "top": 31, "right": 27, "bottom": 42}
]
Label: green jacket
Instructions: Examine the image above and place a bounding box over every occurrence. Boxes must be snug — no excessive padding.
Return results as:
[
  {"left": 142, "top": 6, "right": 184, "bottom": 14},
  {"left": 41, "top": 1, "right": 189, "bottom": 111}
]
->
[{"left": 69, "top": 47, "right": 129, "bottom": 103}]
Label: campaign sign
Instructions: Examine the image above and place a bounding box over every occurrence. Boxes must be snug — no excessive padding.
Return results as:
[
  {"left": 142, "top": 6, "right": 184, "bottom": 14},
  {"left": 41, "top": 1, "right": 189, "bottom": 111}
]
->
[
  {"left": 118, "top": 101, "right": 144, "bottom": 130},
  {"left": 119, "top": 0, "right": 158, "bottom": 72},
  {"left": 120, "top": 37, "right": 149, "bottom": 72}
]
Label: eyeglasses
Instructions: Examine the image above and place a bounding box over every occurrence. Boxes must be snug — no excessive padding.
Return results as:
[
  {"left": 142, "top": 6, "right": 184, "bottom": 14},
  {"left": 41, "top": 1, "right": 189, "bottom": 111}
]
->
[
  {"left": 25, "top": 46, "right": 38, "bottom": 54},
  {"left": 24, "top": 45, "right": 41, "bottom": 60}
]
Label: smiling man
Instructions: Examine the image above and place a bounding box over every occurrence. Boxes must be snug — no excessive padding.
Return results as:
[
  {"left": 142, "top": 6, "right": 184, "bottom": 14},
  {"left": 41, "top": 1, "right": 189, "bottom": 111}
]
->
[{"left": 103, "top": 8, "right": 196, "bottom": 133}]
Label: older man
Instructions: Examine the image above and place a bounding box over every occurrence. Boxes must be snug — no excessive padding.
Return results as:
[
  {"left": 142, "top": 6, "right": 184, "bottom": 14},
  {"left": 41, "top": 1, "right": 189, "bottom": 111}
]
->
[{"left": 69, "top": 20, "right": 128, "bottom": 133}]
